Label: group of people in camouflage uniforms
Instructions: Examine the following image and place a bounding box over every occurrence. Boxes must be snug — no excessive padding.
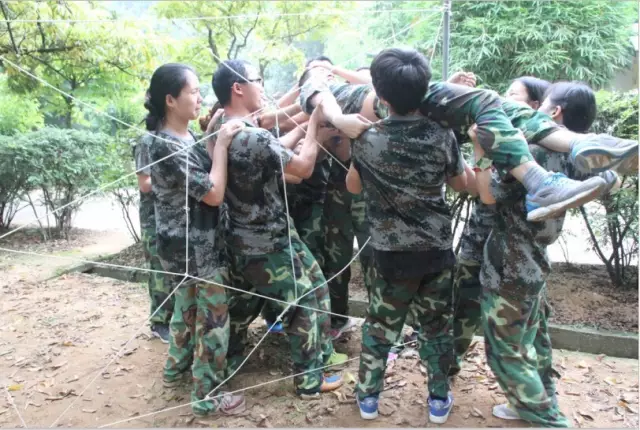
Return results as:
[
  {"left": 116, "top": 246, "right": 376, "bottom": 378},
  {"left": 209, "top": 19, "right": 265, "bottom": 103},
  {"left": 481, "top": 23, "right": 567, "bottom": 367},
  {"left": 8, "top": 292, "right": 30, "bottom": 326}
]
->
[{"left": 132, "top": 47, "right": 637, "bottom": 426}]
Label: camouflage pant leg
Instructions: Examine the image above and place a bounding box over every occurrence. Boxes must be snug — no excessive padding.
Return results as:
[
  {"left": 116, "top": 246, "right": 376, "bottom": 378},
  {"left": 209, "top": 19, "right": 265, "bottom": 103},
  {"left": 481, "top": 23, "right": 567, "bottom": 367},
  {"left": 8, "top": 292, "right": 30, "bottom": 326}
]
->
[
  {"left": 191, "top": 271, "right": 231, "bottom": 415},
  {"left": 226, "top": 263, "right": 264, "bottom": 376},
  {"left": 294, "top": 201, "right": 326, "bottom": 269},
  {"left": 481, "top": 287, "right": 569, "bottom": 427},
  {"left": 450, "top": 259, "right": 483, "bottom": 376},
  {"left": 229, "top": 240, "right": 324, "bottom": 393},
  {"left": 163, "top": 282, "right": 197, "bottom": 381},
  {"left": 142, "top": 227, "right": 173, "bottom": 324},
  {"left": 293, "top": 238, "right": 335, "bottom": 364},
  {"left": 351, "top": 192, "right": 373, "bottom": 295},
  {"left": 422, "top": 84, "right": 534, "bottom": 171},
  {"left": 536, "top": 286, "right": 560, "bottom": 404},
  {"left": 323, "top": 180, "right": 354, "bottom": 328},
  {"left": 357, "top": 268, "right": 453, "bottom": 400},
  {"left": 502, "top": 100, "right": 559, "bottom": 144}
]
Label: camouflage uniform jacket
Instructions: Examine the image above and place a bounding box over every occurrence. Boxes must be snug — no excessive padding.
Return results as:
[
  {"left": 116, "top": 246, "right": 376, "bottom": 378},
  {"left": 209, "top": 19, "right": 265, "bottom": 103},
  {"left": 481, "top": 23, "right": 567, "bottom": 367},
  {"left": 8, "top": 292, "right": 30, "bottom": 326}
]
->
[
  {"left": 148, "top": 130, "right": 220, "bottom": 276},
  {"left": 133, "top": 134, "right": 156, "bottom": 232},
  {"left": 480, "top": 145, "right": 568, "bottom": 297},
  {"left": 352, "top": 114, "right": 464, "bottom": 252},
  {"left": 223, "top": 118, "right": 295, "bottom": 255}
]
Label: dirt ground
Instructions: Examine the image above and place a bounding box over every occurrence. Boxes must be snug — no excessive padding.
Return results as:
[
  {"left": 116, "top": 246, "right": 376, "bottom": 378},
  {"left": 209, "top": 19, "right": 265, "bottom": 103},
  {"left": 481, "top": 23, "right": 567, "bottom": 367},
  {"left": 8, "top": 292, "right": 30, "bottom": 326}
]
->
[
  {"left": 0, "top": 271, "right": 637, "bottom": 429},
  {"left": 0, "top": 230, "right": 638, "bottom": 428}
]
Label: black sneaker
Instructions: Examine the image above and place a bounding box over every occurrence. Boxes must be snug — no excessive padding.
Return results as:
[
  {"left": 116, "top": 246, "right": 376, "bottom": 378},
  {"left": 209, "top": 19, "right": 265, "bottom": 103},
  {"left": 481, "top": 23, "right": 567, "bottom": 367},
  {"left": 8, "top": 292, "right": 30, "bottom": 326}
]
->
[{"left": 151, "top": 324, "right": 170, "bottom": 344}]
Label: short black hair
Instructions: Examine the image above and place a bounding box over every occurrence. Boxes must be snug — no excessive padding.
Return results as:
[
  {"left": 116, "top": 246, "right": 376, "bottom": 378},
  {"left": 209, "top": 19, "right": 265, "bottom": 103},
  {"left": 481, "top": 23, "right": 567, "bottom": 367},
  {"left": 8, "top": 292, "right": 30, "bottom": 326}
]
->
[
  {"left": 370, "top": 48, "right": 431, "bottom": 115},
  {"left": 212, "top": 59, "right": 250, "bottom": 107},
  {"left": 544, "top": 81, "right": 596, "bottom": 133},
  {"left": 305, "top": 55, "right": 333, "bottom": 67},
  {"left": 513, "top": 76, "right": 551, "bottom": 104}
]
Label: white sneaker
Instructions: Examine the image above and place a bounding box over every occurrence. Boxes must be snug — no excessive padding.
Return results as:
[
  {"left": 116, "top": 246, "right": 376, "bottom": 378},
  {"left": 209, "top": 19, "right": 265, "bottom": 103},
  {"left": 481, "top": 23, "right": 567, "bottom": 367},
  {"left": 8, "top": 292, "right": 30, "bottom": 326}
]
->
[{"left": 492, "top": 403, "right": 520, "bottom": 420}]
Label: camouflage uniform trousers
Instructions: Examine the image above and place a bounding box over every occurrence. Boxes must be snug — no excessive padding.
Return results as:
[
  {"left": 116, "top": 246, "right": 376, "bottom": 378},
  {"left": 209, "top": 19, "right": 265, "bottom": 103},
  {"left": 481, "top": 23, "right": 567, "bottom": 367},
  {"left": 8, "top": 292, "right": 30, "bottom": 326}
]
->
[
  {"left": 352, "top": 193, "right": 420, "bottom": 340},
  {"left": 141, "top": 227, "right": 174, "bottom": 325},
  {"left": 261, "top": 201, "right": 326, "bottom": 324},
  {"left": 225, "top": 237, "right": 328, "bottom": 394},
  {"left": 255, "top": 224, "right": 337, "bottom": 366},
  {"left": 357, "top": 267, "right": 454, "bottom": 400},
  {"left": 449, "top": 258, "right": 484, "bottom": 376},
  {"left": 481, "top": 284, "right": 569, "bottom": 427},
  {"left": 323, "top": 165, "right": 354, "bottom": 329},
  {"left": 163, "top": 271, "right": 231, "bottom": 416}
]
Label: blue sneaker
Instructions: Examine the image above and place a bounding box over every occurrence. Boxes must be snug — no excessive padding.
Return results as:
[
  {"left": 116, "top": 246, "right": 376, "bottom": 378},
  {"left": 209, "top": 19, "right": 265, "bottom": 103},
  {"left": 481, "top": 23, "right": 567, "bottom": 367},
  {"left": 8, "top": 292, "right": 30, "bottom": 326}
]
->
[
  {"left": 428, "top": 393, "right": 454, "bottom": 424},
  {"left": 266, "top": 320, "right": 284, "bottom": 334},
  {"left": 525, "top": 173, "right": 605, "bottom": 222},
  {"left": 357, "top": 395, "right": 379, "bottom": 420},
  {"left": 571, "top": 135, "right": 638, "bottom": 176}
]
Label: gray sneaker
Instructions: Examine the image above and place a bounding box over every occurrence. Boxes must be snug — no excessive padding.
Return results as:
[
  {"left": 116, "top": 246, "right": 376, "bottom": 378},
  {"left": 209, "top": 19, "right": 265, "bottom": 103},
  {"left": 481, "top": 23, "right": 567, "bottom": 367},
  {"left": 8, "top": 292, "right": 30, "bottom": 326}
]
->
[
  {"left": 526, "top": 173, "right": 606, "bottom": 222},
  {"left": 571, "top": 134, "right": 638, "bottom": 176},
  {"left": 151, "top": 324, "right": 170, "bottom": 344}
]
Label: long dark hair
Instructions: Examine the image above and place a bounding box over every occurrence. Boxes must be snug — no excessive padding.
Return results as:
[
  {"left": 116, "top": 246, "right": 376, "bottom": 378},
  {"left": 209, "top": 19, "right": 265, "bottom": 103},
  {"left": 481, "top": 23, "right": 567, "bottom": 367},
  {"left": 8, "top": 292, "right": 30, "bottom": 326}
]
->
[
  {"left": 544, "top": 81, "right": 596, "bottom": 133},
  {"left": 512, "top": 76, "right": 551, "bottom": 106},
  {"left": 144, "top": 63, "right": 195, "bottom": 131}
]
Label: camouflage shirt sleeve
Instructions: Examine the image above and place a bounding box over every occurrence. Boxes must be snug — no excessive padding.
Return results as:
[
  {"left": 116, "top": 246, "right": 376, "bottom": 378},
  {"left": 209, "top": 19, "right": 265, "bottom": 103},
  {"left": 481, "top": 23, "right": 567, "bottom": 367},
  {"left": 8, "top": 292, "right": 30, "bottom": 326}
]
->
[
  {"left": 444, "top": 130, "right": 465, "bottom": 179},
  {"left": 256, "top": 128, "right": 295, "bottom": 171},
  {"left": 133, "top": 134, "right": 154, "bottom": 176},
  {"left": 299, "top": 79, "right": 375, "bottom": 116},
  {"left": 299, "top": 77, "right": 334, "bottom": 115}
]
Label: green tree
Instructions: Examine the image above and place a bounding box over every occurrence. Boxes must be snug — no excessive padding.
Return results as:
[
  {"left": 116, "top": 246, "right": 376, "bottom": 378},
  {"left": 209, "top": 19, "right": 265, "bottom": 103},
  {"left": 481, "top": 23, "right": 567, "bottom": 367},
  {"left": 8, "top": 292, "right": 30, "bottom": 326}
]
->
[
  {"left": 0, "top": 76, "right": 44, "bottom": 136},
  {"left": 356, "top": 1, "right": 636, "bottom": 91},
  {"left": 154, "top": 1, "right": 351, "bottom": 93},
  {"left": 1, "top": 0, "right": 161, "bottom": 128}
]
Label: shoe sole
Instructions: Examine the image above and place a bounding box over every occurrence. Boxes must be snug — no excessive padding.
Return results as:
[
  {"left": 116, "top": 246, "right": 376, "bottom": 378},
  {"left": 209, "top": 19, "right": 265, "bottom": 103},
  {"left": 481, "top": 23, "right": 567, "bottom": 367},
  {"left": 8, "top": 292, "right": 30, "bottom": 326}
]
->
[
  {"left": 151, "top": 331, "right": 169, "bottom": 344},
  {"left": 193, "top": 399, "right": 247, "bottom": 418},
  {"left": 527, "top": 182, "right": 605, "bottom": 222},
  {"left": 360, "top": 410, "right": 378, "bottom": 420},
  {"left": 574, "top": 145, "right": 638, "bottom": 176},
  {"left": 429, "top": 398, "right": 454, "bottom": 424},
  {"left": 331, "top": 320, "right": 357, "bottom": 340}
]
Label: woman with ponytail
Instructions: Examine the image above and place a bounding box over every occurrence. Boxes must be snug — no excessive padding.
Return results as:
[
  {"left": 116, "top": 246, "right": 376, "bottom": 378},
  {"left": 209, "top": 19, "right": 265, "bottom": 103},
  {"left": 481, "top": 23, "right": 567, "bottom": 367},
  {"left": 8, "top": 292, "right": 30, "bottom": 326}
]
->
[{"left": 141, "top": 63, "right": 246, "bottom": 417}]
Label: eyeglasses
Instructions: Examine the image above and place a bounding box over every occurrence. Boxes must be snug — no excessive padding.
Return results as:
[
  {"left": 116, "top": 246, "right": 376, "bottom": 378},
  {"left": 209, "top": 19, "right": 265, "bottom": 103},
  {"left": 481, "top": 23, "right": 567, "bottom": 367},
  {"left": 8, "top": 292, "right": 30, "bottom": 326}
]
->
[{"left": 240, "top": 77, "right": 263, "bottom": 86}]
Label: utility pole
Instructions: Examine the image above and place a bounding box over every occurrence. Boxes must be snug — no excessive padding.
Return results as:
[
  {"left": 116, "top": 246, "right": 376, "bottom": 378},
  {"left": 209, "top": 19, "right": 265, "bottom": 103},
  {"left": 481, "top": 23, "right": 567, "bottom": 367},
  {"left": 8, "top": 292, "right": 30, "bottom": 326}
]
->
[{"left": 442, "top": 0, "right": 451, "bottom": 79}]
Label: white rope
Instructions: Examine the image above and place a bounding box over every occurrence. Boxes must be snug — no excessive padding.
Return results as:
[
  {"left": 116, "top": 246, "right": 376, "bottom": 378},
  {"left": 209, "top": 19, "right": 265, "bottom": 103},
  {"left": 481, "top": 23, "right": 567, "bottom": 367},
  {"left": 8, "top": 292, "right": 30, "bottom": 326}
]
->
[
  {"left": 190, "top": 236, "right": 370, "bottom": 320},
  {"left": 1, "top": 8, "right": 442, "bottom": 24},
  {"left": 99, "top": 337, "right": 417, "bottom": 428},
  {"left": 48, "top": 275, "right": 189, "bottom": 428},
  {"left": 4, "top": 385, "right": 28, "bottom": 428},
  {"left": 0, "top": 239, "right": 365, "bottom": 321},
  {"left": 275, "top": 101, "right": 299, "bottom": 301},
  {"left": 184, "top": 138, "right": 190, "bottom": 275}
]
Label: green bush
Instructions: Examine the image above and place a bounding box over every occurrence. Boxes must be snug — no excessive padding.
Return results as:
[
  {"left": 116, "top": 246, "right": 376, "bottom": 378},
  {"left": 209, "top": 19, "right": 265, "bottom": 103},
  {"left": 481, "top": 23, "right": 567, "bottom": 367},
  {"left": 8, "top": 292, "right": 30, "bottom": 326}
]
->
[
  {"left": 101, "top": 128, "right": 141, "bottom": 243},
  {"left": 0, "top": 136, "right": 35, "bottom": 230},
  {"left": 20, "top": 127, "right": 112, "bottom": 239},
  {"left": 580, "top": 90, "right": 638, "bottom": 287}
]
